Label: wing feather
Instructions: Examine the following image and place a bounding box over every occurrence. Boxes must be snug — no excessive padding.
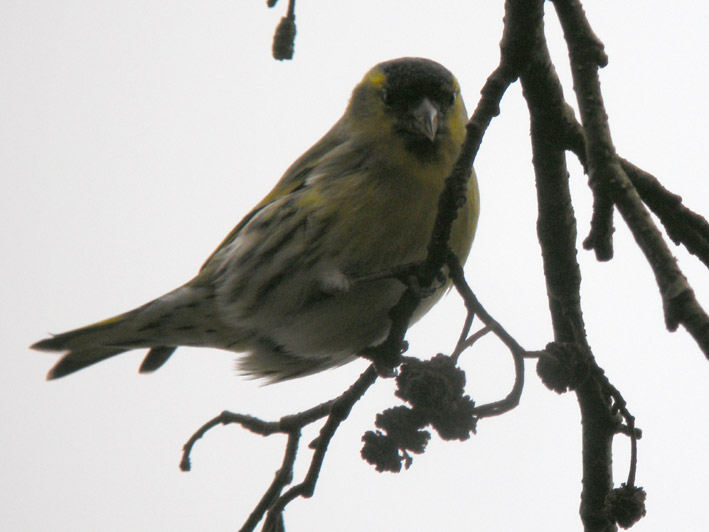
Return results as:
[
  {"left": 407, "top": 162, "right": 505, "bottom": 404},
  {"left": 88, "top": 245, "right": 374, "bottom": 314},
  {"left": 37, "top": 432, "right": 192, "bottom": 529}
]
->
[{"left": 200, "top": 118, "right": 349, "bottom": 270}]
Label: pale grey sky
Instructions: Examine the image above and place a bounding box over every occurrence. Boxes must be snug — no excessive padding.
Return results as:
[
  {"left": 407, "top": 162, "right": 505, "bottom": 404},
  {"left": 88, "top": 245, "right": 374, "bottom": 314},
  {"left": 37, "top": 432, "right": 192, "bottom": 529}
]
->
[{"left": 2, "top": 2, "right": 708, "bottom": 531}]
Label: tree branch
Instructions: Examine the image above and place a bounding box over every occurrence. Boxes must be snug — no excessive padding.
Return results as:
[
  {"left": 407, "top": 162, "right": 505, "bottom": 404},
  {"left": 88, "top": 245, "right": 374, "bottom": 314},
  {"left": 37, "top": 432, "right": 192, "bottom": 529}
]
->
[
  {"left": 620, "top": 157, "right": 709, "bottom": 269},
  {"left": 181, "top": 365, "right": 378, "bottom": 532},
  {"left": 262, "top": 365, "right": 377, "bottom": 530},
  {"left": 552, "top": 0, "right": 709, "bottom": 359},
  {"left": 512, "top": 4, "right": 618, "bottom": 530}
]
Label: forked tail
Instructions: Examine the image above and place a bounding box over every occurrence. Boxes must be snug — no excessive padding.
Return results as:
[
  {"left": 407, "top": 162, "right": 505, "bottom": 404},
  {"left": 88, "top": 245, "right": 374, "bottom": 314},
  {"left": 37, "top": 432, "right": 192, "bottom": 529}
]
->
[{"left": 31, "top": 284, "right": 212, "bottom": 379}]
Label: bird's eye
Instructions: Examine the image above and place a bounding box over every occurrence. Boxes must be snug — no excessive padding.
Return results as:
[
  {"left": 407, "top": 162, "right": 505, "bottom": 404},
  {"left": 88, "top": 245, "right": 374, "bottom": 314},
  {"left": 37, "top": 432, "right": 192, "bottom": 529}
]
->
[{"left": 381, "top": 90, "right": 392, "bottom": 106}]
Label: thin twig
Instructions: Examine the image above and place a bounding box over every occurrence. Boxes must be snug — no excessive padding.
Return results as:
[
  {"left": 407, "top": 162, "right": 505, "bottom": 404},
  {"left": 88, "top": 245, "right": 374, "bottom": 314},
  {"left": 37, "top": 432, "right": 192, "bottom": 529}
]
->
[
  {"left": 181, "top": 412, "right": 285, "bottom": 472},
  {"left": 447, "top": 252, "right": 525, "bottom": 417},
  {"left": 452, "top": 326, "right": 492, "bottom": 363},
  {"left": 239, "top": 430, "right": 300, "bottom": 532},
  {"left": 262, "top": 366, "right": 378, "bottom": 529},
  {"left": 180, "top": 366, "right": 378, "bottom": 532},
  {"left": 585, "top": 357, "right": 641, "bottom": 488}
]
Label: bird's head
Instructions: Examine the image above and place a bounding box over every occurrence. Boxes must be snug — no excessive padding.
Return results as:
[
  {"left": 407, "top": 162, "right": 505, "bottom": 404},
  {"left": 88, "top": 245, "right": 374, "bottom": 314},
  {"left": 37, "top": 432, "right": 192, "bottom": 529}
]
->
[{"left": 346, "top": 57, "right": 468, "bottom": 164}]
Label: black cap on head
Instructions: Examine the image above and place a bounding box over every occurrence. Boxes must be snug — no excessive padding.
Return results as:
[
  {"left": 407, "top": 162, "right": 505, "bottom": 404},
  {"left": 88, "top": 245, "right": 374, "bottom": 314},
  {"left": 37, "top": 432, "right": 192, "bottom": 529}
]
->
[{"left": 377, "top": 57, "right": 456, "bottom": 109}]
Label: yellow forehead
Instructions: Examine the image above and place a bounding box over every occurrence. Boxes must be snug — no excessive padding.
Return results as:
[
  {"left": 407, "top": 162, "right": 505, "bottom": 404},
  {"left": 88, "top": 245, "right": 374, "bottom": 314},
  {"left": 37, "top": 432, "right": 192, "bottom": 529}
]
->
[{"left": 364, "top": 69, "right": 387, "bottom": 90}]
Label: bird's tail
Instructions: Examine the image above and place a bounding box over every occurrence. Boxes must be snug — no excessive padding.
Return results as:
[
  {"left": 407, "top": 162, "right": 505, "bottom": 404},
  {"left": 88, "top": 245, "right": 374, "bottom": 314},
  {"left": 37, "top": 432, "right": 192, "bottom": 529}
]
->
[{"left": 31, "top": 284, "right": 213, "bottom": 380}]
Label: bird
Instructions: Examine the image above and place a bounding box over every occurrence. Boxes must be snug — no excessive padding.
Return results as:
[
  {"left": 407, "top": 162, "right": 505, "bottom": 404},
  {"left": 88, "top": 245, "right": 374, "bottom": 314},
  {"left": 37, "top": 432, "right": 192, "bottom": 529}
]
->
[{"left": 32, "top": 57, "right": 480, "bottom": 382}]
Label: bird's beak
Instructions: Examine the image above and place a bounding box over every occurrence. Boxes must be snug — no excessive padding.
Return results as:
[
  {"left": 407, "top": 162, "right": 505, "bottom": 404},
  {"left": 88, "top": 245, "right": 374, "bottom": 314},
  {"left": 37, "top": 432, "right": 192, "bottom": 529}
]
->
[{"left": 412, "top": 98, "right": 439, "bottom": 142}]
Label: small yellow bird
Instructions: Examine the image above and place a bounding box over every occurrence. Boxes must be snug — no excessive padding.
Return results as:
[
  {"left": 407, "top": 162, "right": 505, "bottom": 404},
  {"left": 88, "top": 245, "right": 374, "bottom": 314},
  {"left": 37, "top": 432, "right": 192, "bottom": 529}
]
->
[{"left": 32, "top": 57, "right": 479, "bottom": 382}]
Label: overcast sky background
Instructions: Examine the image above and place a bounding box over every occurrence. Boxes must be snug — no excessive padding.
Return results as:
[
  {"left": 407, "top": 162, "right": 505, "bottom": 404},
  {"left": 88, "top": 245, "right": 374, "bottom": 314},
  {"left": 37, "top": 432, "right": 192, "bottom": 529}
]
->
[{"left": 2, "top": 1, "right": 708, "bottom": 531}]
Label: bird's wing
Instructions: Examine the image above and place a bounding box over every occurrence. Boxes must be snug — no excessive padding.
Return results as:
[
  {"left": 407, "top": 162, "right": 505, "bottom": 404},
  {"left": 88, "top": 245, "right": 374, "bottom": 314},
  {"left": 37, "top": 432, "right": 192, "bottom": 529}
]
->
[{"left": 199, "top": 119, "right": 350, "bottom": 271}]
